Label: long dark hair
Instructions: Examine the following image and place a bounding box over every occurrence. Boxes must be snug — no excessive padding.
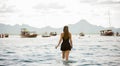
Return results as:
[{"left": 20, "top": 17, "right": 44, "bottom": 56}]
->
[{"left": 63, "top": 26, "right": 69, "bottom": 39}]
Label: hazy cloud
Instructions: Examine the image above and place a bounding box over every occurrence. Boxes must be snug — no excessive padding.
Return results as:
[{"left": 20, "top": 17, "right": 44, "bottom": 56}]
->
[
  {"left": 80, "top": 0, "right": 120, "bottom": 12},
  {"left": 97, "top": 0, "right": 120, "bottom": 12},
  {"left": 99, "top": 0, "right": 120, "bottom": 4},
  {"left": 0, "top": 0, "right": 16, "bottom": 13},
  {"left": 80, "top": 0, "right": 98, "bottom": 3},
  {"left": 80, "top": 0, "right": 120, "bottom": 4},
  {"left": 0, "top": 4, "right": 14, "bottom": 13},
  {"left": 33, "top": 2, "right": 65, "bottom": 10}
]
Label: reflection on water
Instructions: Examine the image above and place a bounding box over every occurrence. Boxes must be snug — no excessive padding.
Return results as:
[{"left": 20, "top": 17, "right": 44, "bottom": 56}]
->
[{"left": 0, "top": 35, "right": 120, "bottom": 66}]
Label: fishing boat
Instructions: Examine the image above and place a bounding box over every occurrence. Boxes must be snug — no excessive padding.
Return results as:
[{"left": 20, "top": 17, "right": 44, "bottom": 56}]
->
[
  {"left": 50, "top": 32, "right": 57, "bottom": 36},
  {"left": 42, "top": 32, "right": 50, "bottom": 37},
  {"left": 116, "top": 32, "right": 120, "bottom": 36},
  {"left": 79, "top": 32, "right": 85, "bottom": 36},
  {"left": 0, "top": 33, "right": 9, "bottom": 38},
  {"left": 4, "top": 34, "right": 9, "bottom": 38},
  {"left": 20, "top": 28, "right": 37, "bottom": 38},
  {"left": 100, "top": 9, "right": 114, "bottom": 36},
  {"left": 100, "top": 30, "right": 114, "bottom": 36}
]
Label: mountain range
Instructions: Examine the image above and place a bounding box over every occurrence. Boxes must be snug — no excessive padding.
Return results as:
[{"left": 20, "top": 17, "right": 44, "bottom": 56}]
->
[{"left": 0, "top": 19, "right": 120, "bottom": 35}]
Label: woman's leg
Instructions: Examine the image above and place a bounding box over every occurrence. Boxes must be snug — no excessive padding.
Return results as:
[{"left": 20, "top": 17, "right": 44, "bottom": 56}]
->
[
  {"left": 65, "top": 50, "right": 70, "bottom": 61},
  {"left": 62, "top": 51, "right": 65, "bottom": 59}
]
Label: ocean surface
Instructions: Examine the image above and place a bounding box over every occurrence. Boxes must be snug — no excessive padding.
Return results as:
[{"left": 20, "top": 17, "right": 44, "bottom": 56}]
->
[{"left": 0, "top": 35, "right": 120, "bottom": 66}]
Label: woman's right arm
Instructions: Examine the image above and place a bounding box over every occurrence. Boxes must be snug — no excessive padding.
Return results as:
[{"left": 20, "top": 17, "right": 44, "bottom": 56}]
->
[
  {"left": 69, "top": 33, "right": 73, "bottom": 48},
  {"left": 55, "top": 33, "right": 63, "bottom": 49}
]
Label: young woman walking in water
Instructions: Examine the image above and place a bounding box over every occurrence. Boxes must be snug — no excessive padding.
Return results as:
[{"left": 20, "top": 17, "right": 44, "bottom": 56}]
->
[{"left": 55, "top": 26, "right": 73, "bottom": 61}]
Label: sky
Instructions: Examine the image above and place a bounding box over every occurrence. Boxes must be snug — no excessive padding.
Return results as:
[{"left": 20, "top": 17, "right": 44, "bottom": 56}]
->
[{"left": 0, "top": 0, "right": 120, "bottom": 28}]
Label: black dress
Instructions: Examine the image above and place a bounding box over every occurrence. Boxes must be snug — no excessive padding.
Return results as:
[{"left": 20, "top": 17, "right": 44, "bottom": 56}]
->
[{"left": 61, "top": 37, "right": 71, "bottom": 51}]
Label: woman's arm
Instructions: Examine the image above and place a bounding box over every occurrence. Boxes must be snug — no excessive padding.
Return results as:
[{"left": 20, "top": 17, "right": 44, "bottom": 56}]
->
[
  {"left": 55, "top": 33, "right": 63, "bottom": 49},
  {"left": 69, "top": 33, "right": 73, "bottom": 48}
]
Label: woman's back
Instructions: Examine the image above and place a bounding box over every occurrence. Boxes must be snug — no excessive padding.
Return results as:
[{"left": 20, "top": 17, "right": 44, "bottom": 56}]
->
[{"left": 61, "top": 33, "right": 71, "bottom": 51}]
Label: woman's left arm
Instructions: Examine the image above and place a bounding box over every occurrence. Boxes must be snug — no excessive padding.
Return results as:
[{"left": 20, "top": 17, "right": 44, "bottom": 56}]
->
[
  {"left": 69, "top": 33, "right": 73, "bottom": 48},
  {"left": 55, "top": 33, "right": 63, "bottom": 49}
]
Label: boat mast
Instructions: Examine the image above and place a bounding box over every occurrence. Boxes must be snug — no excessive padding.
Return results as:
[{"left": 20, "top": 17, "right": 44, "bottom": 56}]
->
[{"left": 108, "top": 8, "right": 112, "bottom": 28}]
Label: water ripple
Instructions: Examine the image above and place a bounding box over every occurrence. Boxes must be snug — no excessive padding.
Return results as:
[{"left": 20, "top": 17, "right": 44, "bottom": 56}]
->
[{"left": 0, "top": 35, "right": 120, "bottom": 66}]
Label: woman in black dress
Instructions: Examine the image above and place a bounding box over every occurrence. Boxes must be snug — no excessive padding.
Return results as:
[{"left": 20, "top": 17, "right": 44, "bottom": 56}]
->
[{"left": 55, "top": 26, "right": 73, "bottom": 61}]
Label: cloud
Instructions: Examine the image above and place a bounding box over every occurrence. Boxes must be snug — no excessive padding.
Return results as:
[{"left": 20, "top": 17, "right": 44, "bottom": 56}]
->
[
  {"left": 80, "top": 0, "right": 120, "bottom": 12},
  {"left": 99, "top": 0, "right": 120, "bottom": 4},
  {"left": 0, "top": 4, "right": 14, "bottom": 13},
  {"left": 79, "top": 0, "right": 120, "bottom": 5},
  {"left": 33, "top": 2, "right": 65, "bottom": 10},
  {"left": 79, "top": 0, "right": 98, "bottom": 3},
  {"left": 0, "top": 0, "right": 16, "bottom": 13},
  {"left": 96, "top": 0, "right": 120, "bottom": 12}
]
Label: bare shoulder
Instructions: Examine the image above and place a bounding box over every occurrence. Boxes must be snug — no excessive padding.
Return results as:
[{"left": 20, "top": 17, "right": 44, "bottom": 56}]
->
[
  {"left": 69, "top": 32, "right": 72, "bottom": 37},
  {"left": 61, "top": 33, "right": 64, "bottom": 35},
  {"left": 69, "top": 32, "right": 72, "bottom": 35},
  {"left": 61, "top": 33, "right": 64, "bottom": 37}
]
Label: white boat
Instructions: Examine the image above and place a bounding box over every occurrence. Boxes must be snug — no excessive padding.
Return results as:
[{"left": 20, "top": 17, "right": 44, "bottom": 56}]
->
[{"left": 42, "top": 32, "right": 50, "bottom": 37}]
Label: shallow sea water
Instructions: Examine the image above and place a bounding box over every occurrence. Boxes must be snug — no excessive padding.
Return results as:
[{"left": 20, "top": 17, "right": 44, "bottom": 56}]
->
[{"left": 0, "top": 35, "right": 120, "bottom": 66}]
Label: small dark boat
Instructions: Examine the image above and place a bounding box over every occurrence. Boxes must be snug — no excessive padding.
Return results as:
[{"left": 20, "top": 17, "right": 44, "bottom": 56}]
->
[
  {"left": 79, "top": 32, "right": 85, "bottom": 36},
  {"left": 116, "top": 32, "right": 120, "bottom": 36},
  {"left": 21, "top": 28, "right": 37, "bottom": 38},
  {"left": 50, "top": 32, "right": 57, "bottom": 36},
  {"left": 42, "top": 32, "right": 50, "bottom": 37},
  {"left": 100, "top": 30, "right": 114, "bottom": 36},
  {"left": 4, "top": 34, "right": 9, "bottom": 38},
  {"left": 0, "top": 33, "right": 9, "bottom": 38}
]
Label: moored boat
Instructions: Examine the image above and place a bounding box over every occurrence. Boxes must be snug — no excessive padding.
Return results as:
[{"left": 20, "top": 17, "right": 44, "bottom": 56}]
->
[
  {"left": 42, "top": 32, "right": 50, "bottom": 37},
  {"left": 0, "top": 33, "right": 9, "bottom": 38},
  {"left": 21, "top": 28, "right": 37, "bottom": 38},
  {"left": 79, "top": 32, "right": 85, "bottom": 36},
  {"left": 100, "top": 29, "right": 114, "bottom": 36},
  {"left": 50, "top": 32, "right": 57, "bottom": 36}
]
